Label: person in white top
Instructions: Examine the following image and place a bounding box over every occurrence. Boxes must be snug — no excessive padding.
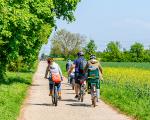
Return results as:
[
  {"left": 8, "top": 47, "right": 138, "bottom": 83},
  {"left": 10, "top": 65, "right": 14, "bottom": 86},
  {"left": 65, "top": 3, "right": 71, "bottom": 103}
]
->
[{"left": 45, "top": 56, "right": 63, "bottom": 100}]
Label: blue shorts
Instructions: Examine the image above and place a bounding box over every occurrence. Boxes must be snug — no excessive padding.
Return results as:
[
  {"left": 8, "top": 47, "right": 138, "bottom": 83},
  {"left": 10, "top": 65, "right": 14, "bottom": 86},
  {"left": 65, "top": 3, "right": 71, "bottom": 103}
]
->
[{"left": 49, "top": 80, "right": 61, "bottom": 92}]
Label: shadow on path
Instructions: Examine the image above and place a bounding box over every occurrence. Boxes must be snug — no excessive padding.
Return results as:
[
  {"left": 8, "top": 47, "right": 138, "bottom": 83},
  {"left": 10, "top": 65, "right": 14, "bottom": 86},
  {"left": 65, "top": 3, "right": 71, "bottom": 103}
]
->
[
  {"left": 62, "top": 88, "right": 72, "bottom": 90},
  {"left": 61, "top": 99, "right": 78, "bottom": 102},
  {"left": 31, "top": 84, "right": 41, "bottom": 86},
  {"left": 66, "top": 103, "right": 91, "bottom": 107},
  {"left": 27, "top": 103, "right": 54, "bottom": 106},
  {"left": 65, "top": 93, "right": 75, "bottom": 95}
]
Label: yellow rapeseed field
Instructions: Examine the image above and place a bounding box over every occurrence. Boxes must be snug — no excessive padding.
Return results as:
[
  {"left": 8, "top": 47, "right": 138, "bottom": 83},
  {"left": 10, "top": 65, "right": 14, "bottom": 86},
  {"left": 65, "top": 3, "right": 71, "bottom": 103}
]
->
[{"left": 104, "top": 67, "right": 150, "bottom": 84}]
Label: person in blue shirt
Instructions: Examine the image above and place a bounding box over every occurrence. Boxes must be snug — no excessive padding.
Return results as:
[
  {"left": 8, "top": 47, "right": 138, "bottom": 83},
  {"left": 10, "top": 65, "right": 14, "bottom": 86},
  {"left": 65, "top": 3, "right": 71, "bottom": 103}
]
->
[
  {"left": 68, "top": 51, "right": 86, "bottom": 98},
  {"left": 66, "top": 59, "right": 73, "bottom": 83}
]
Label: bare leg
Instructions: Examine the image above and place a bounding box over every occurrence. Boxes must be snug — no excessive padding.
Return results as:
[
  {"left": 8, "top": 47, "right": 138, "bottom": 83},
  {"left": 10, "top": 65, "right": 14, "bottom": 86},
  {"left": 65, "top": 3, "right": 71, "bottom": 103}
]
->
[{"left": 75, "top": 83, "right": 79, "bottom": 95}]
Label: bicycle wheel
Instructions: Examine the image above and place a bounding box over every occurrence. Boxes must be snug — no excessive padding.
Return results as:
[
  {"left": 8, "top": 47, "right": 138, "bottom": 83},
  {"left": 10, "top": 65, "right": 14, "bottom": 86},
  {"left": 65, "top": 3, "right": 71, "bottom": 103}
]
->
[
  {"left": 81, "top": 95, "right": 84, "bottom": 102},
  {"left": 93, "top": 96, "right": 97, "bottom": 107},
  {"left": 51, "top": 86, "right": 55, "bottom": 104},
  {"left": 91, "top": 83, "right": 97, "bottom": 107},
  {"left": 78, "top": 94, "right": 81, "bottom": 101},
  {"left": 54, "top": 86, "right": 58, "bottom": 106},
  {"left": 52, "top": 95, "right": 54, "bottom": 104}
]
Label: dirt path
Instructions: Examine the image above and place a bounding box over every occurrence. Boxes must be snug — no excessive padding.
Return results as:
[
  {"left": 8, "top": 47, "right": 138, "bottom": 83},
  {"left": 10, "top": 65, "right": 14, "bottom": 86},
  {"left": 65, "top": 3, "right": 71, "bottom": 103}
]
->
[{"left": 18, "top": 61, "right": 132, "bottom": 120}]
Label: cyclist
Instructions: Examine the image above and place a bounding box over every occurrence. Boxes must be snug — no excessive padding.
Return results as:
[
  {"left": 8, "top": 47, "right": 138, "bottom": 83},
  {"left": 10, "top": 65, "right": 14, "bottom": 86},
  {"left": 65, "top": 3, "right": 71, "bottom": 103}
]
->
[
  {"left": 66, "top": 59, "right": 73, "bottom": 83},
  {"left": 45, "top": 56, "right": 63, "bottom": 100},
  {"left": 84, "top": 54, "right": 103, "bottom": 102},
  {"left": 68, "top": 51, "right": 87, "bottom": 98},
  {"left": 69, "top": 67, "right": 75, "bottom": 90}
]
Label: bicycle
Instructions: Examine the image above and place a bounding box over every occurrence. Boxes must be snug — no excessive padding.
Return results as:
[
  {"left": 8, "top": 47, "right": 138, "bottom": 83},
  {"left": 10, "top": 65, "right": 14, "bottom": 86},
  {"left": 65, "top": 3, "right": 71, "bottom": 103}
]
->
[
  {"left": 90, "top": 83, "right": 97, "bottom": 107},
  {"left": 70, "top": 72, "right": 75, "bottom": 90},
  {"left": 78, "top": 79, "right": 86, "bottom": 102},
  {"left": 51, "top": 82, "right": 58, "bottom": 106}
]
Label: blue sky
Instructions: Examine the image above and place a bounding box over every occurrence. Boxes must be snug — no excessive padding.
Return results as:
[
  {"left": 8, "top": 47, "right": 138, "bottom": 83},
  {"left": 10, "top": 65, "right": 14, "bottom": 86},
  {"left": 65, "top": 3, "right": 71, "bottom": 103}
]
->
[{"left": 42, "top": 0, "right": 150, "bottom": 55}]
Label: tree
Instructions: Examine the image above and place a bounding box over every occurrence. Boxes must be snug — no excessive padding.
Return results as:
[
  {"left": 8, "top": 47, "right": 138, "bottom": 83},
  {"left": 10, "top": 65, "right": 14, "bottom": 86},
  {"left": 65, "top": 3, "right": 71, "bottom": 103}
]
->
[
  {"left": 144, "top": 49, "right": 150, "bottom": 62},
  {"left": 130, "top": 42, "right": 145, "bottom": 62},
  {"left": 122, "top": 48, "right": 132, "bottom": 62},
  {"left": 0, "top": 0, "right": 81, "bottom": 80},
  {"left": 50, "top": 29, "right": 86, "bottom": 59},
  {"left": 83, "top": 40, "right": 97, "bottom": 59},
  {"left": 102, "top": 41, "right": 122, "bottom": 62}
]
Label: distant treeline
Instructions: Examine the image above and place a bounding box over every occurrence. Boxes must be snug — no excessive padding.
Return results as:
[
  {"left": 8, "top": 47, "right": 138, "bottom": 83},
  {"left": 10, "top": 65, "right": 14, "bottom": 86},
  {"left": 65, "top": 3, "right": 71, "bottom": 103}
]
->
[
  {"left": 40, "top": 29, "right": 150, "bottom": 62},
  {"left": 43, "top": 31, "right": 150, "bottom": 62},
  {"left": 97, "top": 41, "right": 150, "bottom": 62}
]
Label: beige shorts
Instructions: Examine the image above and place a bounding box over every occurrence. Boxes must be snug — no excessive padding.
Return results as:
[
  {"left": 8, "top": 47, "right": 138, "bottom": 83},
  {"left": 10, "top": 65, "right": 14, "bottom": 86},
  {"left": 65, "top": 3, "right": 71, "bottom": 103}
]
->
[{"left": 75, "top": 83, "right": 80, "bottom": 88}]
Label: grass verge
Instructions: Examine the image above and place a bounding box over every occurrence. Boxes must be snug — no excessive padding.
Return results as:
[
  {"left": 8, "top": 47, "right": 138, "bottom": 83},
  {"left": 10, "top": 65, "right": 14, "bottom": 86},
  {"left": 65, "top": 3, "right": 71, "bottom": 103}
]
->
[{"left": 0, "top": 72, "right": 33, "bottom": 120}]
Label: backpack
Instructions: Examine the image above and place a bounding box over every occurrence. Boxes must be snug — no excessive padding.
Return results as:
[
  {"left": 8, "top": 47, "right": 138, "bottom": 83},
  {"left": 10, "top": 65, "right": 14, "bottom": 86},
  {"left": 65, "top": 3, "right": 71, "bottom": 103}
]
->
[
  {"left": 51, "top": 73, "right": 61, "bottom": 83},
  {"left": 88, "top": 65, "right": 99, "bottom": 80},
  {"left": 78, "top": 59, "right": 87, "bottom": 75},
  {"left": 49, "top": 65, "right": 61, "bottom": 83}
]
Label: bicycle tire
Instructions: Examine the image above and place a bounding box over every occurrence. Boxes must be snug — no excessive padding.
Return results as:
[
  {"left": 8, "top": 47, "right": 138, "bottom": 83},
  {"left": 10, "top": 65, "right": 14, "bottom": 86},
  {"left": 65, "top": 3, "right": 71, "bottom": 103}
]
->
[
  {"left": 54, "top": 86, "right": 58, "bottom": 106},
  {"left": 51, "top": 87, "right": 55, "bottom": 104},
  {"left": 52, "top": 95, "right": 54, "bottom": 104},
  {"left": 93, "top": 96, "right": 96, "bottom": 107},
  {"left": 81, "top": 95, "right": 84, "bottom": 102}
]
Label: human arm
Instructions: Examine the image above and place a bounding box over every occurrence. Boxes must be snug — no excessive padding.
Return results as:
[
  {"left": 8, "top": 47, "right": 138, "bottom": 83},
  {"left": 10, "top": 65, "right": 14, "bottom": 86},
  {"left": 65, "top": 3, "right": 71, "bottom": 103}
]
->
[
  {"left": 44, "top": 64, "right": 50, "bottom": 78},
  {"left": 98, "top": 62, "right": 103, "bottom": 74},
  {"left": 98, "top": 62, "right": 103, "bottom": 80}
]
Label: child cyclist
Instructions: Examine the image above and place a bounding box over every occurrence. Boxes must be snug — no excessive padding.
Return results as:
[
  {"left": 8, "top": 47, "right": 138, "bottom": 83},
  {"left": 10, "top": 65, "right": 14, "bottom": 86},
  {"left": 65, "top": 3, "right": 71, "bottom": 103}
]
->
[
  {"left": 44, "top": 56, "right": 63, "bottom": 100},
  {"left": 84, "top": 54, "right": 103, "bottom": 103}
]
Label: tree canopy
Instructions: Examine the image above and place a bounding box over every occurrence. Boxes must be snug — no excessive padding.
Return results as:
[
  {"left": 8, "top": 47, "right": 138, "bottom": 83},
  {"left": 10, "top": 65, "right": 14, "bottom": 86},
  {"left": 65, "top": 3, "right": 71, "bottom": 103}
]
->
[
  {"left": 83, "top": 40, "right": 97, "bottom": 59},
  {"left": 50, "top": 29, "right": 86, "bottom": 59},
  {"left": 130, "top": 42, "right": 144, "bottom": 62},
  {"left": 100, "top": 41, "right": 150, "bottom": 62},
  {"left": 101, "top": 41, "right": 122, "bottom": 62},
  {"left": 0, "top": 0, "right": 81, "bottom": 80}
]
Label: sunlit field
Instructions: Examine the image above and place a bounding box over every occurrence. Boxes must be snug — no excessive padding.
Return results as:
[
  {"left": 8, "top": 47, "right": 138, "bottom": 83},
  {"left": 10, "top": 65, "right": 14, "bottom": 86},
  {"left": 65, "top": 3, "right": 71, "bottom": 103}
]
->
[{"left": 101, "top": 67, "right": 150, "bottom": 120}]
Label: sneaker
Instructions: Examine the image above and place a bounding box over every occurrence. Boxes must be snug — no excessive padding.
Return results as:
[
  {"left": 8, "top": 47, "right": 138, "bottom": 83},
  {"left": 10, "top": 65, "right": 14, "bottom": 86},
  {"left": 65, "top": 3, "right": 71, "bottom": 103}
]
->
[{"left": 74, "top": 95, "right": 79, "bottom": 98}]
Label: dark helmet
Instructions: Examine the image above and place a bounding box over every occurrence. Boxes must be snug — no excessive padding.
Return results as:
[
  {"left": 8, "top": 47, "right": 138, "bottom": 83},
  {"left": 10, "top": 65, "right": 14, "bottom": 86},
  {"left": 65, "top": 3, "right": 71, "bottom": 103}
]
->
[
  {"left": 90, "top": 54, "right": 96, "bottom": 59},
  {"left": 77, "top": 51, "right": 84, "bottom": 56}
]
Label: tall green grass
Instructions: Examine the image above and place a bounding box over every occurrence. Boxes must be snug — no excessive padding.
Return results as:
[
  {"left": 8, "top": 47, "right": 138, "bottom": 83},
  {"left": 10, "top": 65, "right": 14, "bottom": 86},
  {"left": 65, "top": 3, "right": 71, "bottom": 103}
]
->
[
  {"left": 101, "top": 62, "right": 150, "bottom": 70},
  {"left": 0, "top": 72, "right": 33, "bottom": 120},
  {"left": 56, "top": 61, "right": 68, "bottom": 77}
]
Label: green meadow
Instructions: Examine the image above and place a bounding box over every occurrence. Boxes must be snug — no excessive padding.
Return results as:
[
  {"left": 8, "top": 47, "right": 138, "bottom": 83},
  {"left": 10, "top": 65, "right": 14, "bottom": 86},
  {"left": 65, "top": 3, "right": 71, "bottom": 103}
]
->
[{"left": 0, "top": 72, "right": 33, "bottom": 120}]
